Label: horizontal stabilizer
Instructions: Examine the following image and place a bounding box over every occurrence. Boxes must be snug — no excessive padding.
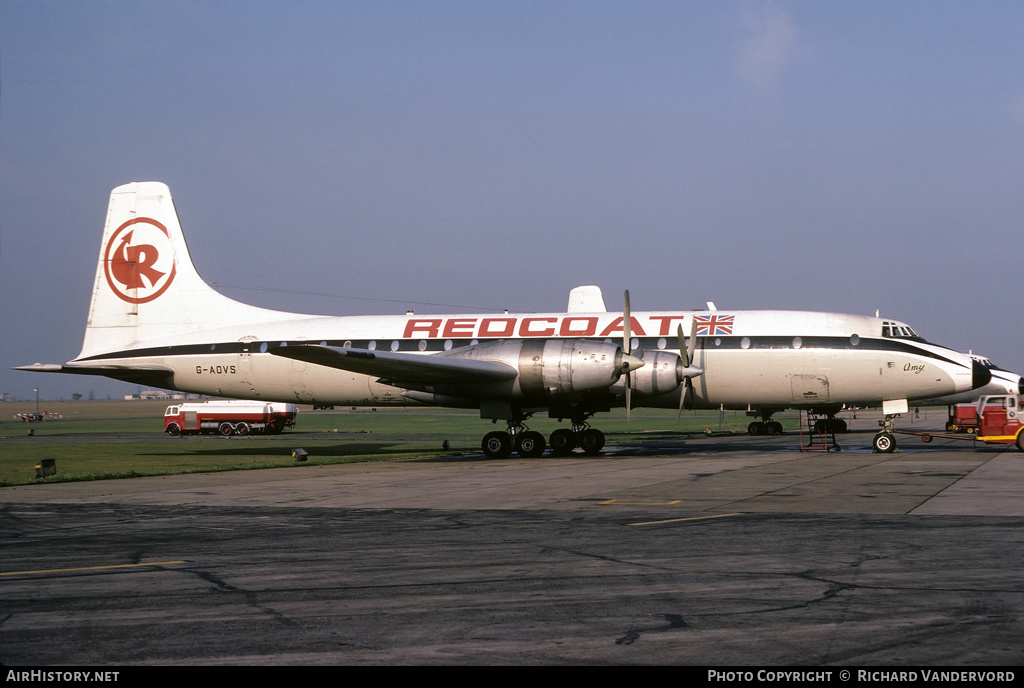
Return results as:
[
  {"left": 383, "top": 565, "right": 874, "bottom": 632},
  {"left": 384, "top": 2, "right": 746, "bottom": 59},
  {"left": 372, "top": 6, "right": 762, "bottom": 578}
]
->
[
  {"left": 267, "top": 345, "right": 518, "bottom": 385},
  {"left": 12, "top": 363, "right": 174, "bottom": 387}
]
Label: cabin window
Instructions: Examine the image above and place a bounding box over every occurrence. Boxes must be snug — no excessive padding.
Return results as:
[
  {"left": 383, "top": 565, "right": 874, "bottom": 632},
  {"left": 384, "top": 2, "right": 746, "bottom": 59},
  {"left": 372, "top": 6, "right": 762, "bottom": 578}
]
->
[
  {"left": 850, "top": 334, "right": 860, "bottom": 346},
  {"left": 368, "top": 341, "right": 377, "bottom": 350},
  {"left": 792, "top": 337, "right": 802, "bottom": 349},
  {"left": 444, "top": 340, "right": 453, "bottom": 351},
  {"left": 740, "top": 337, "right": 751, "bottom": 349},
  {"left": 390, "top": 340, "right": 400, "bottom": 352},
  {"left": 418, "top": 340, "right": 428, "bottom": 351},
  {"left": 657, "top": 337, "right": 667, "bottom": 350}
]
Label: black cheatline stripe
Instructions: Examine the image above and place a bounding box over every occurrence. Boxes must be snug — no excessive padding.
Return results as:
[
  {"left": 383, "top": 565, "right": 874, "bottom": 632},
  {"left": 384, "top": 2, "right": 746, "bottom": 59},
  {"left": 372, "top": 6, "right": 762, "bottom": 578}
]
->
[{"left": 76, "top": 336, "right": 968, "bottom": 369}]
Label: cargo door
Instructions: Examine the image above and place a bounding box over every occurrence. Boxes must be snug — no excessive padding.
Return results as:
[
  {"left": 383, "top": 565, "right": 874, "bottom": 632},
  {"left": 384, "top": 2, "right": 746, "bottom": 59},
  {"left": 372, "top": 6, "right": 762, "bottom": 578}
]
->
[{"left": 791, "top": 374, "right": 830, "bottom": 403}]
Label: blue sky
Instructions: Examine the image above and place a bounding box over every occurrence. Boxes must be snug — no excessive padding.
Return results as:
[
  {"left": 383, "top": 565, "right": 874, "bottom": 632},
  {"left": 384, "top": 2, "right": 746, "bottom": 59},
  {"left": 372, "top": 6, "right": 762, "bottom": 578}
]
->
[{"left": 2, "top": 1, "right": 1022, "bottom": 401}]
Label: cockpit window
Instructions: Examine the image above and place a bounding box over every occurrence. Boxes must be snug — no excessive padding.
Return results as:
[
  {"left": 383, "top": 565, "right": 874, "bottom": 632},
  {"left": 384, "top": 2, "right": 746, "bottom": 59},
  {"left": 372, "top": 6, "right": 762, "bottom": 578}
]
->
[{"left": 881, "top": 321, "right": 924, "bottom": 341}]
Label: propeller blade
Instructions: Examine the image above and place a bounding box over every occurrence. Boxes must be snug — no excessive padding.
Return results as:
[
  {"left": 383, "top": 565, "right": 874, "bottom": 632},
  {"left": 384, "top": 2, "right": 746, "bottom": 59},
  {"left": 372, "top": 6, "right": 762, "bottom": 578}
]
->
[
  {"left": 624, "top": 290, "right": 631, "bottom": 430},
  {"left": 687, "top": 316, "right": 698, "bottom": 367},
  {"left": 626, "top": 380, "right": 632, "bottom": 429},
  {"left": 622, "top": 290, "right": 631, "bottom": 355}
]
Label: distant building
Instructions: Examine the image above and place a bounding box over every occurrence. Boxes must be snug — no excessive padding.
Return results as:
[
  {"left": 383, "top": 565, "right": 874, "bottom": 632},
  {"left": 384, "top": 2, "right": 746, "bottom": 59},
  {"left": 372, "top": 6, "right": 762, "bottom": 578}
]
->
[{"left": 123, "top": 389, "right": 196, "bottom": 401}]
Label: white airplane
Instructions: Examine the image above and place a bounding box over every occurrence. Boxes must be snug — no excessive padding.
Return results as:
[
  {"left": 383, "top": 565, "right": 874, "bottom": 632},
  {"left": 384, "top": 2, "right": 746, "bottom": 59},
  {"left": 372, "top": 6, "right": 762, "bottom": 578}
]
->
[{"left": 16, "top": 182, "right": 992, "bottom": 456}]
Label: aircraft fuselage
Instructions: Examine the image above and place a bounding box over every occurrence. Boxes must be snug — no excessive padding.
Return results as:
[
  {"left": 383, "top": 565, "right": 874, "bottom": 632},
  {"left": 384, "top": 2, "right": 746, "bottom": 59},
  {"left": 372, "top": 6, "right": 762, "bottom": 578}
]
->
[{"left": 74, "top": 308, "right": 979, "bottom": 413}]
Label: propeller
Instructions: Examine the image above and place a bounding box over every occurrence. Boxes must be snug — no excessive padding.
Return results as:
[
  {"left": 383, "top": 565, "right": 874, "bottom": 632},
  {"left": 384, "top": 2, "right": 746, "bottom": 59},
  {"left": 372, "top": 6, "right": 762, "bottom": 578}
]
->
[
  {"left": 677, "top": 319, "right": 703, "bottom": 417},
  {"left": 623, "top": 290, "right": 633, "bottom": 429}
]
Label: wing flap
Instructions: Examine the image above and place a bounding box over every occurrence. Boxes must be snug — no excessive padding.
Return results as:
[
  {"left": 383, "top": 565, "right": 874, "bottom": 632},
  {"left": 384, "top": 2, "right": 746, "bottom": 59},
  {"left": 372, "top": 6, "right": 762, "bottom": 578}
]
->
[{"left": 267, "top": 345, "right": 517, "bottom": 385}]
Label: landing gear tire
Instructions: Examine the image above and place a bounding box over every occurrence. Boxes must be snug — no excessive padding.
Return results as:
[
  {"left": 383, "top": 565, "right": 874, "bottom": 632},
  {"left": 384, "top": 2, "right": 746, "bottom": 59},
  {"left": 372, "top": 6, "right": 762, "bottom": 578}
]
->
[
  {"left": 482, "top": 431, "right": 512, "bottom": 458},
  {"left": 516, "top": 431, "right": 546, "bottom": 458},
  {"left": 767, "top": 421, "right": 784, "bottom": 435},
  {"left": 579, "top": 428, "right": 605, "bottom": 455},
  {"left": 549, "top": 428, "right": 577, "bottom": 456},
  {"left": 166, "top": 423, "right": 181, "bottom": 436},
  {"left": 219, "top": 422, "right": 234, "bottom": 436},
  {"left": 747, "top": 422, "right": 763, "bottom": 436},
  {"left": 873, "top": 432, "right": 896, "bottom": 453}
]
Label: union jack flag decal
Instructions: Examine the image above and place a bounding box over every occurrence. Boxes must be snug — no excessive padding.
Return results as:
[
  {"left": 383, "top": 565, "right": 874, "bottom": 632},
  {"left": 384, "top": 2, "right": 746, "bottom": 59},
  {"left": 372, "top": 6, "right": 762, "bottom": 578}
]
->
[{"left": 694, "top": 314, "right": 734, "bottom": 336}]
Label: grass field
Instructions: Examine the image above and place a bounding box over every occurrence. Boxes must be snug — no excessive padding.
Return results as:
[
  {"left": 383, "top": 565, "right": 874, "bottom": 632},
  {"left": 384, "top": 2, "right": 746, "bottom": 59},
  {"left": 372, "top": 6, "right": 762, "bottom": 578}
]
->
[{"left": 0, "top": 400, "right": 803, "bottom": 487}]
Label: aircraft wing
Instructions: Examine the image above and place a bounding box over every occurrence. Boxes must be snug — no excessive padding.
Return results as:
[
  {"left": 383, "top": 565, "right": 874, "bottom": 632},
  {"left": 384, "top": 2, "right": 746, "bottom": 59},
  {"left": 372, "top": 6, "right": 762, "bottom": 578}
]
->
[{"left": 267, "top": 345, "right": 518, "bottom": 385}]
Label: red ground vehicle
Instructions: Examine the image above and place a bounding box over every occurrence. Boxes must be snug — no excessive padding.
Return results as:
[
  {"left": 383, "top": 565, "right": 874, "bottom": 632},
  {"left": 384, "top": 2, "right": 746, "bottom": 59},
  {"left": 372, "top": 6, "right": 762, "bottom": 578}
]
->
[
  {"left": 164, "top": 400, "right": 298, "bottom": 436},
  {"left": 896, "top": 395, "right": 1024, "bottom": 451},
  {"left": 972, "top": 395, "right": 1024, "bottom": 450},
  {"left": 946, "top": 404, "right": 981, "bottom": 433}
]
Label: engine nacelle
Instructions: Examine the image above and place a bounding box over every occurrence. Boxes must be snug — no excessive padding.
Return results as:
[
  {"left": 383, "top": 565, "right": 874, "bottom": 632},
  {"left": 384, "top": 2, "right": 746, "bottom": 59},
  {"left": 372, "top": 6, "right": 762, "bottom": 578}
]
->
[
  {"left": 633, "top": 349, "right": 685, "bottom": 398},
  {"left": 612, "top": 349, "right": 684, "bottom": 399},
  {"left": 409, "top": 338, "right": 633, "bottom": 401}
]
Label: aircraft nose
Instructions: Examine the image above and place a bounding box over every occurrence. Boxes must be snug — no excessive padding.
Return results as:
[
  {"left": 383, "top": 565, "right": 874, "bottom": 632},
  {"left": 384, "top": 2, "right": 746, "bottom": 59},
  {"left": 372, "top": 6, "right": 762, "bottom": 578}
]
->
[{"left": 972, "top": 359, "right": 993, "bottom": 390}]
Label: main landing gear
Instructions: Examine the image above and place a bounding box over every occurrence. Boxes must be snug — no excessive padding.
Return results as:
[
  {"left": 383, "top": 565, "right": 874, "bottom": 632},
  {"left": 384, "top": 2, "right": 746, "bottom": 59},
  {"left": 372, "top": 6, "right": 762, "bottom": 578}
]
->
[
  {"left": 480, "top": 413, "right": 607, "bottom": 458},
  {"left": 747, "top": 418, "right": 784, "bottom": 436},
  {"left": 549, "top": 423, "right": 605, "bottom": 456}
]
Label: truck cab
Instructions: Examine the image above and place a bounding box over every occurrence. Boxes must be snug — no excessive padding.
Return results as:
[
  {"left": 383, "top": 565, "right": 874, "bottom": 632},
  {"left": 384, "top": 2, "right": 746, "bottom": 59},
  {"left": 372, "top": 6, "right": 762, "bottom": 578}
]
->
[{"left": 975, "top": 395, "right": 1024, "bottom": 450}]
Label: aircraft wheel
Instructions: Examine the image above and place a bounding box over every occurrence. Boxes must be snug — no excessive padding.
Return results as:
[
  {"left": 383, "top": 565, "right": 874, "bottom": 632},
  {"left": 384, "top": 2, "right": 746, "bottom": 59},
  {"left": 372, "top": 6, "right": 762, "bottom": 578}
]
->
[
  {"left": 768, "top": 421, "right": 784, "bottom": 435},
  {"left": 235, "top": 422, "right": 250, "bottom": 436},
  {"left": 834, "top": 418, "right": 848, "bottom": 433},
  {"left": 872, "top": 432, "right": 896, "bottom": 453},
  {"left": 166, "top": 423, "right": 181, "bottom": 436},
  {"left": 482, "top": 431, "right": 512, "bottom": 458},
  {"left": 579, "top": 428, "right": 605, "bottom": 455},
  {"left": 747, "top": 422, "right": 762, "bottom": 436},
  {"left": 219, "top": 422, "right": 234, "bottom": 436},
  {"left": 516, "top": 431, "right": 546, "bottom": 458},
  {"left": 549, "top": 428, "right": 577, "bottom": 456}
]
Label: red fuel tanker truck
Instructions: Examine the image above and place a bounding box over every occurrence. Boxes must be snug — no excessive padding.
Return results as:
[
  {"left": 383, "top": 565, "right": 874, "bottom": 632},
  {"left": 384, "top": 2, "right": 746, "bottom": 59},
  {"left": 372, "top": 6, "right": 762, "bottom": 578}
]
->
[{"left": 164, "top": 400, "right": 298, "bottom": 436}]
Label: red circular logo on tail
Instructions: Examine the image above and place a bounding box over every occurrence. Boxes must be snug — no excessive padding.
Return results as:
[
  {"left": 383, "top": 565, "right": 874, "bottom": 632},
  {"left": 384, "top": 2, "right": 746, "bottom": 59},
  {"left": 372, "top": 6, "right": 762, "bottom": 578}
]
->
[{"left": 103, "top": 218, "right": 177, "bottom": 304}]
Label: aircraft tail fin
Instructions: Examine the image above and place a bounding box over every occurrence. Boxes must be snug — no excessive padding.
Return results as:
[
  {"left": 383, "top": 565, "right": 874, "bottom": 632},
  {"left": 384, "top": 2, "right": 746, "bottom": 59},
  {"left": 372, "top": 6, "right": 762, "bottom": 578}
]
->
[{"left": 77, "top": 182, "right": 298, "bottom": 360}]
